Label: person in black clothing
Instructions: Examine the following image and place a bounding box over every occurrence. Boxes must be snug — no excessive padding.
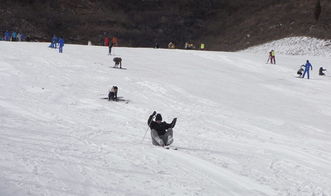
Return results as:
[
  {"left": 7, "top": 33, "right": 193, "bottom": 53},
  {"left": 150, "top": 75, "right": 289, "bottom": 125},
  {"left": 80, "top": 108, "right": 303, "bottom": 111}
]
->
[
  {"left": 109, "top": 41, "right": 113, "bottom": 55},
  {"left": 297, "top": 65, "right": 304, "bottom": 77},
  {"left": 148, "top": 111, "right": 177, "bottom": 146},
  {"left": 108, "top": 86, "right": 118, "bottom": 101},
  {"left": 113, "top": 57, "right": 122, "bottom": 68},
  {"left": 319, "top": 67, "right": 327, "bottom": 76}
]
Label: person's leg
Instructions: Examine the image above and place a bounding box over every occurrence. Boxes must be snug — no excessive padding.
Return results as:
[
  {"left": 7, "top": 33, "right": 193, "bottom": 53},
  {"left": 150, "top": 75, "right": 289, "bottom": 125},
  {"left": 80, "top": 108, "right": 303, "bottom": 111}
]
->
[
  {"left": 163, "top": 129, "right": 173, "bottom": 146},
  {"left": 108, "top": 92, "right": 114, "bottom": 101},
  {"left": 302, "top": 69, "right": 307, "bottom": 78},
  {"left": 307, "top": 71, "right": 310, "bottom": 79},
  {"left": 151, "top": 129, "right": 164, "bottom": 146}
]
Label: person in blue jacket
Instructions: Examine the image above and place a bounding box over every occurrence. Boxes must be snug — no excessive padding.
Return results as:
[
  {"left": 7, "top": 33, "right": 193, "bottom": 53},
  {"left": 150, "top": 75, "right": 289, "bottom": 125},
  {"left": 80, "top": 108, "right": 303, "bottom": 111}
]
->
[
  {"left": 11, "top": 32, "right": 17, "bottom": 41},
  {"left": 5, "top": 31, "right": 11, "bottom": 41},
  {"left": 49, "top": 35, "right": 58, "bottom": 48},
  {"left": 302, "top": 60, "right": 313, "bottom": 79},
  {"left": 58, "top": 37, "right": 64, "bottom": 53}
]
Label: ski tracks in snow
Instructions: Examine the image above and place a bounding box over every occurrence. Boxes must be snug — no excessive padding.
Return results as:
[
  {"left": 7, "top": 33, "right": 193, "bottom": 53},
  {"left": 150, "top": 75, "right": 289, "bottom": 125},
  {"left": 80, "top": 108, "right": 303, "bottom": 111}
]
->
[{"left": 158, "top": 147, "right": 276, "bottom": 196}]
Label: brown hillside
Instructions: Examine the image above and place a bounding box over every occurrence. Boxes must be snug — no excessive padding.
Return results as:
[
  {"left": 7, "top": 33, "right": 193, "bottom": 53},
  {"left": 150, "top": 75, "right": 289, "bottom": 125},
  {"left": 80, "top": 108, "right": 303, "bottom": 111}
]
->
[{"left": 0, "top": 0, "right": 330, "bottom": 50}]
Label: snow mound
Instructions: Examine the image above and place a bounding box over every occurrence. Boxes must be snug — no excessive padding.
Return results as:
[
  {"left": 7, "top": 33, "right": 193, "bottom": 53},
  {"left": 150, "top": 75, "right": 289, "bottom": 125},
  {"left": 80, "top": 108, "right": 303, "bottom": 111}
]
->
[{"left": 243, "top": 36, "right": 331, "bottom": 56}]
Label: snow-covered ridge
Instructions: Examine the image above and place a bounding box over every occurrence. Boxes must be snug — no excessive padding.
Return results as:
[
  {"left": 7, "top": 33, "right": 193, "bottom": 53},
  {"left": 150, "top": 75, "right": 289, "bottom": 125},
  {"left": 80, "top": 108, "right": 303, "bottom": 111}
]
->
[{"left": 243, "top": 36, "right": 331, "bottom": 56}]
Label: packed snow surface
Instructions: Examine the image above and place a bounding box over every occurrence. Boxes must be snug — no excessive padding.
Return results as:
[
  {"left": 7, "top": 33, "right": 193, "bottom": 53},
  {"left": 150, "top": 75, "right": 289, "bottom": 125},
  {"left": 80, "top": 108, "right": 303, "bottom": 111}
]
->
[{"left": 1, "top": 41, "right": 331, "bottom": 196}]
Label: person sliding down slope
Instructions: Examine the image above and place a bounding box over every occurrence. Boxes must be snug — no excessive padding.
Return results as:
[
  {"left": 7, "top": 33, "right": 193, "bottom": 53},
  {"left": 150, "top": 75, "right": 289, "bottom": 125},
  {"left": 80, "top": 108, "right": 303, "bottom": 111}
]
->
[{"left": 147, "top": 111, "right": 177, "bottom": 147}]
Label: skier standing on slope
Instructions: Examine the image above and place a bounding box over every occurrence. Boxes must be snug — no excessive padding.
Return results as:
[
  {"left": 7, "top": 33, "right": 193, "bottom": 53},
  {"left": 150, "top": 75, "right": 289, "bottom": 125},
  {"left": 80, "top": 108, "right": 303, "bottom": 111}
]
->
[
  {"left": 58, "top": 37, "right": 64, "bottom": 53},
  {"left": 108, "top": 40, "right": 113, "bottom": 55},
  {"left": 147, "top": 111, "right": 177, "bottom": 147},
  {"left": 302, "top": 60, "right": 313, "bottom": 79},
  {"left": 271, "top": 50, "right": 276, "bottom": 64}
]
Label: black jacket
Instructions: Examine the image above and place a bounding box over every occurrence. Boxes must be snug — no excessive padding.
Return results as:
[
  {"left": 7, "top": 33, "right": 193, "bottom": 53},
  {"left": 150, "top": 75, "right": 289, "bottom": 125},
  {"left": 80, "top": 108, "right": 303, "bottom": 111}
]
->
[
  {"left": 148, "top": 115, "right": 176, "bottom": 136},
  {"left": 319, "top": 67, "right": 326, "bottom": 75}
]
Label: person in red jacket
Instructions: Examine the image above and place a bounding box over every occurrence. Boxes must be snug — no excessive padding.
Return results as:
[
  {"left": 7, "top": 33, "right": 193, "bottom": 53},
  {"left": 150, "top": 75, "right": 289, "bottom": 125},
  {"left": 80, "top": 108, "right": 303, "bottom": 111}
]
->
[{"left": 104, "top": 37, "right": 110, "bottom": 46}]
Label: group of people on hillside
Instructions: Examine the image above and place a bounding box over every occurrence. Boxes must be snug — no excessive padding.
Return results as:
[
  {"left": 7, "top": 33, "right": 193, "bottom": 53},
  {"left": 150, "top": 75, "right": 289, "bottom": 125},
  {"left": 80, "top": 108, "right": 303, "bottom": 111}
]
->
[
  {"left": 297, "top": 60, "right": 327, "bottom": 79},
  {"left": 1, "top": 30, "right": 28, "bottom": 41},
  {"left": 49, "top": 35, "right": 65, "bottom": 53},
  {"left": 165, "top": 41, "right": 205, "bottom": 50},
  {"left": 267, "top": 50, "right": 327, "bottom": 79}
]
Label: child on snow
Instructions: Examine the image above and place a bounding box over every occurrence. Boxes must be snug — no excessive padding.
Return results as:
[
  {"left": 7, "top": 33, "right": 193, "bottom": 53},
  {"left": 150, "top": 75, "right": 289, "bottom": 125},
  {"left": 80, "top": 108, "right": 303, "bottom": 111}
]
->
[
  {"left": 267, "top": 50, "right": 276, "bottom": 64},
  {"left": 297, "top": 65, "right": 305, "bottom": 77},
  {"left": 319, "top": 67, "right": 327, "bottom": 76},
  {"left": 113, "top": 57, "right": 122, "bottom": 68},
  {"left": 108, "top": 86, "right": 118, "bottom": 101}
]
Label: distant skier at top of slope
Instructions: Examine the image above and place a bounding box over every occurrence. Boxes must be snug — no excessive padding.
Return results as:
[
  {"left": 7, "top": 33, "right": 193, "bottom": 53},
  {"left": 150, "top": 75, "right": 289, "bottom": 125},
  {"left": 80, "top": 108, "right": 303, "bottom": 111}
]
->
[
  {"left": 49, "top": 35, "right": 58, "bottom": 48},
  {"left": 302, "top": 60, "right": 313, "bottom": 79},
  {"left": 147, "top": 111, "right": 177, "bottom": 147},
  {"left": 267, "top": 50, "right": 276, "bottom": 64},
  {"left": 58, "top": 37, "right": 64, "bottom": 53}
]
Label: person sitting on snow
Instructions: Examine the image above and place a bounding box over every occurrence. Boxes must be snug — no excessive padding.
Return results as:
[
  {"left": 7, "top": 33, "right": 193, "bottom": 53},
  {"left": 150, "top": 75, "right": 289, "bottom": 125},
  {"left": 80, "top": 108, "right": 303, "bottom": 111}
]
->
[
  {"left": 319, "top": 67, "right": 327, "bottom": 76},
  {"left": 147, "top": 111, "right": 177, "bottom": 147},
  {"left": 108, "top": 86, "right": 118, "bottom": 101},
  {"left": 297, "top": 65, "right": 304, "bottom": 77}
]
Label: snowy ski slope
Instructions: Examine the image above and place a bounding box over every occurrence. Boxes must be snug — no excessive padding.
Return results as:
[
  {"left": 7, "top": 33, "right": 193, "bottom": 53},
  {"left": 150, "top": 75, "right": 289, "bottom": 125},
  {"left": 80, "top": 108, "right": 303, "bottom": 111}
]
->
[{"left": 1, "top": 41, "right": 331, "bottom": 196}]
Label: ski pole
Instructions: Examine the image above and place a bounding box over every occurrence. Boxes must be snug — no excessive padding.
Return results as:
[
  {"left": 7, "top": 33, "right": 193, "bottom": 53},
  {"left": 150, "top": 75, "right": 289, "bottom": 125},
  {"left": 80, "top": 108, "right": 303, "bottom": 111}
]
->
[{"left": 141, "top": 115, "right": 154, "bottom": 143}]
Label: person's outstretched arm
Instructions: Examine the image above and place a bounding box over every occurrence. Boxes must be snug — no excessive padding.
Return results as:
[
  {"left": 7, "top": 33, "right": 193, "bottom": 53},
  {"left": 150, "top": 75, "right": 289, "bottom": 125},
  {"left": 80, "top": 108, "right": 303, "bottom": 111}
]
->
[
  {"left": 170, "top": 118, "right": 177, "bottom": 128},
  {"left": 147, "top": 111, "right": 156, "bottom": 126},
  {"left": 165, "top": 118, "right": 177, "bottom": 129}
]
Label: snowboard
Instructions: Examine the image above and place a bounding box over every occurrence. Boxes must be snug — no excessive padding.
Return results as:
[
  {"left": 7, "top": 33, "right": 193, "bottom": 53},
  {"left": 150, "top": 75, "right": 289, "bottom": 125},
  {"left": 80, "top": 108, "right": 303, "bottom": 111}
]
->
[
  {"left": 111, "top": 66, "right": 127, "bottom": 70},
  {"left": 100, "top": 97, "right": 129, "bottom": 104}
]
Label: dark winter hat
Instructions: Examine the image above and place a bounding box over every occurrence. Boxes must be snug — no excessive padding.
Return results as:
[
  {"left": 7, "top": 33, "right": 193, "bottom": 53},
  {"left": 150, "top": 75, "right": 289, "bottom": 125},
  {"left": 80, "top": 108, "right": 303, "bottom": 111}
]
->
[{"left": 155, "top": 114, "right": 162, "bottom": 121}]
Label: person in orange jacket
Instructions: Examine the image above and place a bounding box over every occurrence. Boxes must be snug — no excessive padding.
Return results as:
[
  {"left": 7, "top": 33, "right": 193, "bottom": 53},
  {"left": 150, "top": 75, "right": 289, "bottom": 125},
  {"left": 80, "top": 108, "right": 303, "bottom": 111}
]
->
[{"left": 111, "top": 36, "right": 118, "bottom": 46}]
